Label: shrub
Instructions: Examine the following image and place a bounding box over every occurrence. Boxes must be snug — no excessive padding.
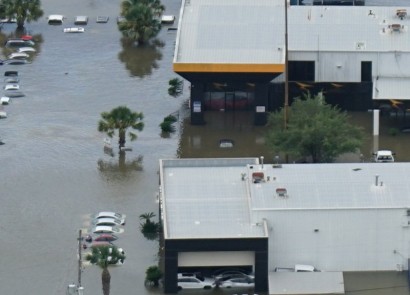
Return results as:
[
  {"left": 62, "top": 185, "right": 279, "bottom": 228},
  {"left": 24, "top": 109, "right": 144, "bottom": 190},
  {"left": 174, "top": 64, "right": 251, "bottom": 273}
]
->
[
  {"left": 168, "top": 78, "right": 183, "bottom": 97},
  {"left": 388, "top": 127, "right": 399, "bottom": 136},
  {"left": 145, "top": 265, "right": 163, "bottom": 286},
  {"left": 160, "top": 121, "right": 176, "bottom": 133},
  {"left": 164, "top": 115, "right": 177, "bottom": 123}
]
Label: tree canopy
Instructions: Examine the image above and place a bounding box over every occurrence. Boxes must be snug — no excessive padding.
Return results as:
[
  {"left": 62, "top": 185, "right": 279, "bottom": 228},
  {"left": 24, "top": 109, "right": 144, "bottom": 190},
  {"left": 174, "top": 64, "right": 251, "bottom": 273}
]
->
[
  {"left": 1, "top": 0, "right": 44, "bottom": 29},
  {"left": 266, "top": 92, "right": 364, "bottom": 163},
  {"left": 98, "top": 106, "right": 144, "bottom": 150},
  {"left": 119, "top": 0, "right": 165, "bottom": 45}
]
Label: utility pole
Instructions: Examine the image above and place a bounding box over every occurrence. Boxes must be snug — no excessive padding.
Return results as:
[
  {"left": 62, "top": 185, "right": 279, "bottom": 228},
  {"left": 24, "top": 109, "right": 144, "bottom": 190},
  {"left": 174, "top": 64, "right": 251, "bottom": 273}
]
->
[
  {"left": 78, "top": 229, "right": 82, "bottom": 289},
  {"left": 284, "top": 0, "right": 290, "bottom": 164}
]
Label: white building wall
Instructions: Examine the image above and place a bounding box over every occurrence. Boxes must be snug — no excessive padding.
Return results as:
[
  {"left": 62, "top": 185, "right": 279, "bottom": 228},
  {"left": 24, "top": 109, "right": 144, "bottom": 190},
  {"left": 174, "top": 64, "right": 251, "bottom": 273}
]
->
[
  {"left": 290, "top": 51, "right": 410, "bottom": 82},
  {"left": 254, "top": 208, "right": 410, "bottom": 272},
  {"left": 377, "top": 52, "right": 410, "bottom": 77}
]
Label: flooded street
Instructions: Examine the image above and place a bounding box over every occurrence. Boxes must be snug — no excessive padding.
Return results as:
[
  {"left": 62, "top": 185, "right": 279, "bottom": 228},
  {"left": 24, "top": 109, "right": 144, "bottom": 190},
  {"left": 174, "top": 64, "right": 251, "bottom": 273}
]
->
[{"left": 0, "top": 0, "right": 409, "bottom": 294}]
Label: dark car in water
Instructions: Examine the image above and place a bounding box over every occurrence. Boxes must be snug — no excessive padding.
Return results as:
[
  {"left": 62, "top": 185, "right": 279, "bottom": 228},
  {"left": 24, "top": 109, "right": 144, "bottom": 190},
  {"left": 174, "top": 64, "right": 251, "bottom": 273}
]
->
[{"left": 93, "top": 233, "right": 119, "bottom": 242}]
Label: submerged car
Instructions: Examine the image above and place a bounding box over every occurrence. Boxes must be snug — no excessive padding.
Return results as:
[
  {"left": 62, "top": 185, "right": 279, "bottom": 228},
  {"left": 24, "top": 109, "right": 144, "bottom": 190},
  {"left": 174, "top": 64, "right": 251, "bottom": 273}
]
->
[
  {"left": 93, "top": 233, "right": 119, "bottom": 242},
  {"left": 373, "top": 150, "right": 395, "bottom": 163},
  {"left": 92, "top": 211, "right": 126, "bottom": 225},
  {"left": 18, "top": 47, "right": 36, "bottom": 53},
  {"left": 4, "top": 84, "right": 19, "bottom": 91},
  {"left": 92, "top": 217, "right": 123, "bottom": 227},
  {"left": 5, "top": 38, "right": 34, "bottom": 48},
  {"left": 92, "top": 225, "right": 124, "bottom": 234}
]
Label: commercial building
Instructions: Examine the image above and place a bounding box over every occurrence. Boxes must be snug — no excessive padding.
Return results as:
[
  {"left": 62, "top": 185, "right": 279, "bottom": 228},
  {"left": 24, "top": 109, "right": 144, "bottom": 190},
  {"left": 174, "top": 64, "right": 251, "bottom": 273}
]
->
[
  {"left": 159, "top": 158, "right": 410, "bottom": 293},
  {"left": 173, "top": 0, "right": 410, "bottom": 125}
]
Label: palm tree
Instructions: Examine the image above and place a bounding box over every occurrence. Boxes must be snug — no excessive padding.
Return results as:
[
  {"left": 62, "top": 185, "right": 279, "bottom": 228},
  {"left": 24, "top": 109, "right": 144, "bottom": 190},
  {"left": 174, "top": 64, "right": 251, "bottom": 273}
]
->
[
  {"left": 2, "top": 0, "right": 44, "bottom": 30},
  {"left": 139, "top": 212, "right": 160, "bottom": 239},
  {"left": 98, "top": 106, "right": 144, "bottom": 150},
  {"left": 85, "top": 245, "right": 126, "bottom": 295},
  {"left": 119, "top": 0, "right": 165, "bottom": 45},
  {"left": 139, "top": 212, "right": 155, "bottom": 222}
]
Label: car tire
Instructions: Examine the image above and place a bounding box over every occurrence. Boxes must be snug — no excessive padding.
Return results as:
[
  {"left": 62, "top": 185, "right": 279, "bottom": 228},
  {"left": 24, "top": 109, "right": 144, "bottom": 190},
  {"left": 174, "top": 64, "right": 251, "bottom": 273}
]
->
[{"left": 177, "top": 286, "right": 182, "bottom": 291}]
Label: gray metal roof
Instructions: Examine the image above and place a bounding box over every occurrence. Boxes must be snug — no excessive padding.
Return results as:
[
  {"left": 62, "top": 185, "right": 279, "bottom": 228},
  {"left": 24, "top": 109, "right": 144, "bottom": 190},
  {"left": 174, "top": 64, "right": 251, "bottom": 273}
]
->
[
  {"left": 175, "top": 3, "right": 410, "bottom": 64},
  {"left": 161, "top": 159, "right": 410, "bottom": 239},
  {"left": 289, "top": 6, "right": 410, "bottom": 52}
]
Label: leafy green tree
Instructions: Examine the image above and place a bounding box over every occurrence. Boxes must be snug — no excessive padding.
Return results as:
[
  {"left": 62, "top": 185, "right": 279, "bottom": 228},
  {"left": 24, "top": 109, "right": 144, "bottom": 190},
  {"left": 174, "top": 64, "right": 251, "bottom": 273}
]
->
[
  {"left": 266, "top": 92, "right": 364, "bottom": 163},
  {"left": 85, "top": 245, "right": 126, "bottom": 295},
  {"left": 2, "top": 0, "right": 44, "bottom": 30},
  {"left": 98, "top": 106, "right": 144, "bottom": 150},
  {"left": 119, "top": 0, "right": 165, "bottom": 45}
]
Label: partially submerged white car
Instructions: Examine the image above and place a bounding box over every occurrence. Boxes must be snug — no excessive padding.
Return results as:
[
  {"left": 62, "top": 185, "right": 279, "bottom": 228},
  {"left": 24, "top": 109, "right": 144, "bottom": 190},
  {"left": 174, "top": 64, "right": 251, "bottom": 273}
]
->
[
  {"left": 373, "top": 150, "right": 395, "bottom": 163},
  {"left": 4, "top": 84, "right": 19, "bottom": 91},
  {"left": 92, "top": 211, "right": 126, "bottom": 225},
  {"left": 92, "top": 217, "right": 123, "bottom": 227},
  {"left": 92, "top": 225, "right": 124, "bottom": 234}
]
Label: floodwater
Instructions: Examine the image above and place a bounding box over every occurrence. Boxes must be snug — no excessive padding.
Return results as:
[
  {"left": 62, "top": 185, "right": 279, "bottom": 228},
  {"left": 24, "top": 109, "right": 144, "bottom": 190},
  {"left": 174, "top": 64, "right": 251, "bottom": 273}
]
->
[{"left": 0, "top": 0, "right": 409, "bottom": 295}]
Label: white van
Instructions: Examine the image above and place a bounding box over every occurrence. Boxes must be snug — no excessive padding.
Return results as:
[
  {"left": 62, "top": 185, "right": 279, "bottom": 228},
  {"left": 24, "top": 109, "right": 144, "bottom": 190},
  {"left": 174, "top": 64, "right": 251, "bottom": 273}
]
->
[
  {"left": 373, "top": 150, "right": 395, "bottom": 163},
  {"left": 48, "top": 15, "right": 64, "bottom": 25}
]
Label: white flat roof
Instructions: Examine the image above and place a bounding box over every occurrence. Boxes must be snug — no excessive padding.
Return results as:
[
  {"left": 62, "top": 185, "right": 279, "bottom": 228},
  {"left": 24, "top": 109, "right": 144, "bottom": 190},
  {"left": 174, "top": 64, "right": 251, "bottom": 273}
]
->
[
  {"left": 160, "top": 158, "right": 267, "bottom": 239},
  {"left": 249, "top": 162, "right": 410, "bottom": 210},
  {"left": 161, "top": 159, "right": 410, "bottom": 239}
]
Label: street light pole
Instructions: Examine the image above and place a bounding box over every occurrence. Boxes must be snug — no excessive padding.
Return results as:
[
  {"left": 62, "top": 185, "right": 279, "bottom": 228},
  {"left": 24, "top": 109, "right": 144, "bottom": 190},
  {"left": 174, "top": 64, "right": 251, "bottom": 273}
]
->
[{"left": 78, "top": 229, "right": 82, "bottom": 288}]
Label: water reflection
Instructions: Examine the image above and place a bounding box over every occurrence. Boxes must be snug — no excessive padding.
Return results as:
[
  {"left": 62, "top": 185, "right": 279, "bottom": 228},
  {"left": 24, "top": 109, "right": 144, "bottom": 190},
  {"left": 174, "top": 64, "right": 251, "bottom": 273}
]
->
[
  {"left": 118, "top": 38, "right": 164, "bottom": 78},
  {"left": 97, "top": 152, "right": 144, "bottom": 182},
  {"left": 178, "top": 111, "right": 410, "bottom": 162}
]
